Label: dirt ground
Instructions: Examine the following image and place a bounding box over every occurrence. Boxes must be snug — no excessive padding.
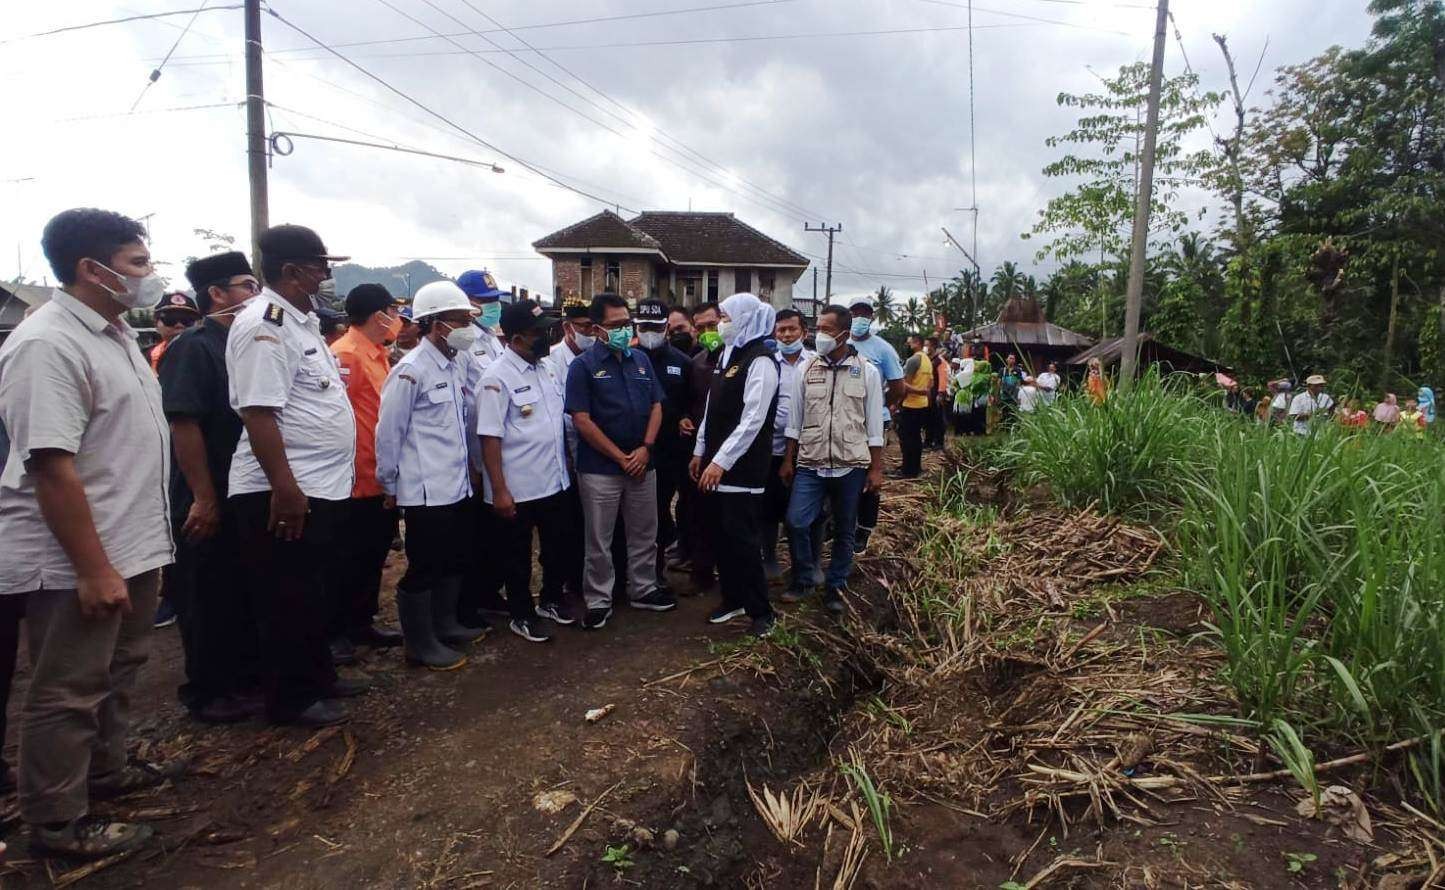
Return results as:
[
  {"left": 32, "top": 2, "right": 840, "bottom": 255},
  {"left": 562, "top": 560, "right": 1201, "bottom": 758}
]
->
[{"left": 0, "top": 444, "right": 1424, "bottom": 889}]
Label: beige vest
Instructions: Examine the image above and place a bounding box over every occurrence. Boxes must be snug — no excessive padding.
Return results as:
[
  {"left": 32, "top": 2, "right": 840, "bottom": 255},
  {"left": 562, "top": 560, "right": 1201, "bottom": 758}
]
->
[{"left": 796, "top": 353, "right": 872, "bottom": 469}]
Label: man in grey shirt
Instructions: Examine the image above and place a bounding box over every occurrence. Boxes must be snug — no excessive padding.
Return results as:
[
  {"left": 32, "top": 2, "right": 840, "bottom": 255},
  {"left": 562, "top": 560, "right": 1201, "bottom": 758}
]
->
[{"left": 0, "top": 208, "right": 176, "bottom": 859}]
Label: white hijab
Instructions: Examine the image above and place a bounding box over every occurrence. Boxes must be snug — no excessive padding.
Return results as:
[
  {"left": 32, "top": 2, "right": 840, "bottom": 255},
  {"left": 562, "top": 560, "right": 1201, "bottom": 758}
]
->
[{"left": 719, "top": 292, "right": 776, "bottom": 365}]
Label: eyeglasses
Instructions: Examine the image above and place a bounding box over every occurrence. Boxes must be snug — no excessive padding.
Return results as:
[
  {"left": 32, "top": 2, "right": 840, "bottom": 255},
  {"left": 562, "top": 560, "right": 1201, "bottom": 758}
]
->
[
  {"left": 157, "top": 314, "right": 196, "bottom": 328},
  {"left": 226, "top": 279, "right": 261, "bottom": 295},
  {"left": 598, "top": 318, "right": 633, "bottom": 331}
]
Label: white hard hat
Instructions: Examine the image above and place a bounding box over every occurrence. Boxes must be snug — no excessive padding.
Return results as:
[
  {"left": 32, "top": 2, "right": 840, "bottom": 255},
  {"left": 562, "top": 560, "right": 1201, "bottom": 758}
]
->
[{"left": 411, "top": 281, "right": 477, "bottom": 321}]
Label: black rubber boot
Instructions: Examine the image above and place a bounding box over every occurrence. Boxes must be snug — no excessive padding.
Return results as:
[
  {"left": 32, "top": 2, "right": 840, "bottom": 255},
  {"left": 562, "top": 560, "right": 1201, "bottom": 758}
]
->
[
  {"left": 398, "top": 588, "right": 466, "bottom": 671},
  {"left": 434, "top": 579, "right": 484, "bottom": 647}
]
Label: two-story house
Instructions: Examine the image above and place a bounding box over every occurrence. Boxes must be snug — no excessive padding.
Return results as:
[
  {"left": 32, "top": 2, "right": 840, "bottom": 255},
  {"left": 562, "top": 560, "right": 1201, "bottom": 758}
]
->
[{"left": 533, "top": 210, "right": 809, "bottom": 309}]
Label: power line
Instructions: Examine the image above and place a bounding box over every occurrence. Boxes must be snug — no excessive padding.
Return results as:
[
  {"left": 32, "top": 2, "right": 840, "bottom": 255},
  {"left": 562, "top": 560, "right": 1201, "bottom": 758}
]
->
[
  {"left": 154, "top": 20, "right": 1063, "bottom": 67},
  {"left": 268, "top": 129, "right": 505, "bottom": 172},
  {"left": 912, "top": 0, "right": 1136, "bottom": 36},
  {"left": 262, "top": 5, "right": 637, "bottom": 212},
  {"left": 3, "top": 5, "right": 242, "bottom": 44},
  {"left": 50, "top": 100, "right": 241, "bottom": 124},
  {"left": 360, "top": 0, "right": 826, "bottom": 224},
  {"left": 441, "top": 0, "right": 826, "bottom": 223},
  {"left": 130, "top": 0, "right": 213, "bottom": 112}
]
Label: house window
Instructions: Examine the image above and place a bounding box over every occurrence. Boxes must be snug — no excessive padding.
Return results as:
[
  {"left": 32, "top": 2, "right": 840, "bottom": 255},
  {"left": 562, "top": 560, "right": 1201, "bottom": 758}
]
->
[
  {"left": 580, "top": 256, "right": 593, "bottom": 297},
  {"left": 680, "top": 272, "right": 701, "bottom": 303},
  {"left": 554, "top": 284, "right": 561, "bottom": 303},
  {"left": 735, "top": 269, "right": 751, "bottom": 294},
  {"left": 758, "top": 270, "right": 775, "bottom": 298},
  {"left": 605, "top": 259, "right": 621, "bottom": 292},
  {"left": 707, "top": 270, "right": 719, "bottom": 302}
]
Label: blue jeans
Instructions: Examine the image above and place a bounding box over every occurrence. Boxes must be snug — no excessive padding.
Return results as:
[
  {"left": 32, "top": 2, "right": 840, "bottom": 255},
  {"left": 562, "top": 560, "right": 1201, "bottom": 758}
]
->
[{"left": 786, "top": 468, "right": 867, "bottom": 591}]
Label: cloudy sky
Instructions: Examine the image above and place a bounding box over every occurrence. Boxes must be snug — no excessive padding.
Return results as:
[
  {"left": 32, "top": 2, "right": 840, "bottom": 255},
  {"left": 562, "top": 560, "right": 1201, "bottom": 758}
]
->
[{"left": 2, "top": 0, "right": 1372, "bottom": 302}]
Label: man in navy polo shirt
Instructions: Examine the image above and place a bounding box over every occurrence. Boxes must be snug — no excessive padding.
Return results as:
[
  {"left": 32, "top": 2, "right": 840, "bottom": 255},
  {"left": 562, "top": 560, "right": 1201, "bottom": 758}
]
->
[{"left": 564, "top": 293, "right": 677, "bottom": 629}]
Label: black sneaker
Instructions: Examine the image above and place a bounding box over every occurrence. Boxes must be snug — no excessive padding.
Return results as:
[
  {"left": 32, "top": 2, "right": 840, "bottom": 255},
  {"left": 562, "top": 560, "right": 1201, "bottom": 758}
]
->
[
  {"left": 630, "top": 588, "right": 678, "bottom": 612},
  {"left": 536, "top": 603, "right": 574, "bottom": 625},
  {"left": 152, "top": 598, "right": 177, "bottom": 629},
  {"left": 750, "top": 615, "right": 777, "bottom": 637},
  {"left": 779, "top": 586, "right": 813, "bottom": 604},
  {"left": 510, "top": 618, "right": 552, "bottom": 642},
  {"left": 853, "top": 527, "right": 873, "bottom": 555},
  {"left": 325, "top": 677, "right": 371, "bottom": 699},
  {"left": 581, "top": 607, "right": 612, "bottom": 630},
  {"left": 31, "top": 816, "right": 154, "bottom": 859},
  {"left": 823, "top": 589, "right": 846, "bottom": 615},
  {"left": 328, "top": 636, "right": 358, "bottom": 666},
  {"left": 707, "top": 605, "right": 746, "bottom": 625}
]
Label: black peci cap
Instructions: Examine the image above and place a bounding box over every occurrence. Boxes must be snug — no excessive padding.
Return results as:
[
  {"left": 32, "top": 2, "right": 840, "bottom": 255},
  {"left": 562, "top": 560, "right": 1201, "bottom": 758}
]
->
[
  {"left": 500, "top": 299, "right": 562, "bottom": 338},
  {"left": 185, "top": 251, "right": 253, "bottom": 296},
  {"left": 344, "top": 283, "right": 399, "bottom": 319},
  {"left": 154, "top": 291, "right": 201, "bottom": 316}
]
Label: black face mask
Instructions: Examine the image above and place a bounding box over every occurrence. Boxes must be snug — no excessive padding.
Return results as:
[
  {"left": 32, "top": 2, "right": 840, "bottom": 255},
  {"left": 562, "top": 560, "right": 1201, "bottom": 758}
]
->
[
  {"left": 530, "top": 333, "right": 552, "bottom": 361},
  {"left": 669, "top": 332, "right": 694, "bottom": 353}
]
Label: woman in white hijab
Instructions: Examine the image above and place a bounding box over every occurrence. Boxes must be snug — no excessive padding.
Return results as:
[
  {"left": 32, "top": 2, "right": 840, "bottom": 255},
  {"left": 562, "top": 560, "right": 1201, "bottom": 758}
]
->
[{"left": 689, "top": 292, "right": 781, "bottom": 637}]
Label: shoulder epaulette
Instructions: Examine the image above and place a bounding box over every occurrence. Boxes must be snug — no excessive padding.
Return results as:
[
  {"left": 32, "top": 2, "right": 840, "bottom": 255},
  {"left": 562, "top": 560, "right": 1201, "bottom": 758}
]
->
[{"left": 263, "top": 303, "right": 284, "bottom": 326}]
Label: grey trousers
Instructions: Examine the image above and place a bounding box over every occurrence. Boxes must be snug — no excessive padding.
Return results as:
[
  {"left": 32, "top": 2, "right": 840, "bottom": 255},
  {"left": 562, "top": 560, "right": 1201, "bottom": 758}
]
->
[
  {"left": 578, "top": 471, "right": 659, "bottom": 610},
  {"left": 18, "top": 569, "right": 159, "bottom": 825}
]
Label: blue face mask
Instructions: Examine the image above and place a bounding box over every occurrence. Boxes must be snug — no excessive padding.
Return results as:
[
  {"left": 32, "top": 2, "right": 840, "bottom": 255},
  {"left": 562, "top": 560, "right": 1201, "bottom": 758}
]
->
[
  {"left": 607, "top": 324, "right": 634, "bottom": 354},
  {"left": 778, "top": 338, "right": 804, "bottom": 356},
  {"left": 477, "top": 302, "right": 502, "bottom": 329},
  {"left": 850, "top": 317, "right": 872, "bottom": 338}
]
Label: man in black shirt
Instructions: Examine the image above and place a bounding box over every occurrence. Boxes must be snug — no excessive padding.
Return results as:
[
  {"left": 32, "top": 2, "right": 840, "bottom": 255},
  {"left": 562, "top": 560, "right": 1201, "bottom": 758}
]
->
[
  {"left": 635, "top": 300, "right": 693, "bottom": 583},
  {"left": 680, "top": 301, "right": 722, "bottom": 590},
  {"left": 157, "top": 251, "right": 262, "bottom": 723}
]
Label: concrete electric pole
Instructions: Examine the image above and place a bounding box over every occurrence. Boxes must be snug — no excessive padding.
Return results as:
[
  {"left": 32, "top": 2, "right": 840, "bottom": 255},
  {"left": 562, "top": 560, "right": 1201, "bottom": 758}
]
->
[
  {"left": 1118, "top": 0, "right": 1169, "bottom": 386},
  {"left": 804, "top": 223, "right": 842, "bottom": 303},
  {"left": 245, "top": 0, "right": 269, "bottom": 275}
]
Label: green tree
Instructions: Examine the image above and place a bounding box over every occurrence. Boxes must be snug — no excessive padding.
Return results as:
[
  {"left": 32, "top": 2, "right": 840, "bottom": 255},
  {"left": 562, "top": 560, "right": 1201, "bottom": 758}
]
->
[
  {"left": 1025, "top": 64, "right": 1220, "bottom": 265},
  {"left": 873, "top": 285, "right": 896, "bottom": 326}
]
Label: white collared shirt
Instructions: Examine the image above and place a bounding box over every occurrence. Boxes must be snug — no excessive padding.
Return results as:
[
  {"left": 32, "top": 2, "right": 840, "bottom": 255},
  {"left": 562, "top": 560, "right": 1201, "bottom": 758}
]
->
[
  {"left": 0, "top": 289, "right": 174, "bottom": 593},
  {"left": 462, "top": 326, "right": 506, "bottom": 471},
  {"left": 773, "top": 348, "right": 815, "bottom": 456},
  {"left": 475, "top": 347, "right": 570, "bottom": 504},
  {"left": 1288, "top": 390, "right": 1334, "bottom": 435},
  {"left": 1036, "top": 371, "right": 1061, "bottom": 403},
  {"left": 693, "top": 356, "right": 781, "bottom": 494},
  {"left": 540, "top": 340, "right": 583, "bottom": 463},
  {"left": 226, "top": 288, "right": 356, "bottom": 500},
  {"left": 375, "top": 337, "right": 473, "bottom": 507}
]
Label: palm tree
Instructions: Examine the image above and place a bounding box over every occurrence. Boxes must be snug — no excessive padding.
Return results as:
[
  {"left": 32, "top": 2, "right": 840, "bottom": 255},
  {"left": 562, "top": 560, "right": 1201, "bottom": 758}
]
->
[
  {"left": 902, "top": 297, "right": 926, "bottom": 332},
  {"left": 873, "top": 285, "right": 896, "bottom": 326},
  {"left": 991, "top": 262, "right": 1025, "bottom": 302}
]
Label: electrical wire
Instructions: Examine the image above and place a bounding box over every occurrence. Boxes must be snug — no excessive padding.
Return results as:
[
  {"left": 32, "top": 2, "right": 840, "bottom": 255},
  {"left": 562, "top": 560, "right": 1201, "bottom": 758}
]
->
[
  {"left": 268, "top": 129, "right": 505, "bottom": 172},
  {"left": 50, "top": 100, "right": 242, "bottom": 124},
  {"left": 3, "top": 5, "right": 241, "bottom": 44},
  {"left": 441, "top": 0, "right": 826, "bottom": 223},
  {"left": 129, "top": 0, "right": 212, "bottom": 112},
  {"left": 362, "top": 0, "right": 827, "bottom": 224},
  {"left": 912, "top": 0, "right": 1135, "bottom": 36},
  {"left": 262, "top": 5, "right": 636, "bottom": 212}
]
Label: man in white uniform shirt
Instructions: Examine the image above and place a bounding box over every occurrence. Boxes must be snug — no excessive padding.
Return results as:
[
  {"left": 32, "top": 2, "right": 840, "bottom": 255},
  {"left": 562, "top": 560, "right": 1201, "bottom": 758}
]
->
[
  {"left": 1289, "top": 374, "right": 1335, "bottom": 435},
  {"left": 226, "top": 224, "right": 363, "bottom": 729},
  {"left": 763, "top": 309, "right": 814, "bottom": 580},
  {"left": 375, "top": 281, "right": 483, "bottom": 671},
  {"left": 541, "top": 297, "right": 597, "bottom": 602},
  {"left": 0, "top": 209, "right": 175, "bottom": 858},
  {"left": 455, "top": 269, "right": 509, "bottom": 628},
  {"left": 1036, "top": 362, "right": 1062, "bottom": 405},
  {"left": 477, "top": 301, "right": 572, "bottom": 642}
]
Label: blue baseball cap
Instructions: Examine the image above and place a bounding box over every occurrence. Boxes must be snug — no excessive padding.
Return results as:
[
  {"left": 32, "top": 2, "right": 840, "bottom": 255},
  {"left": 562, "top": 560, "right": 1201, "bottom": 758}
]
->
[
  {"left": 398, "top": 304, "right": 414, "bottom": 321},
  {"left": 456, "top": 269, "right": 508, "bottom": 302}
]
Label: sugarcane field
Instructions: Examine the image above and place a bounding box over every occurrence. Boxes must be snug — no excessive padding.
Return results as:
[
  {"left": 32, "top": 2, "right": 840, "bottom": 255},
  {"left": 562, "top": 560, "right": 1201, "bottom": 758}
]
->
[{"left": 3, "top": 0, "right": 1445, "bottom": 887}]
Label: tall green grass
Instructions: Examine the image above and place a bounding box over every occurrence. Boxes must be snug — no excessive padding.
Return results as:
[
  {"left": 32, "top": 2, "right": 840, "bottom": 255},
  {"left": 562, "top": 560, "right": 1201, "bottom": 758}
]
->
[{"left": 991, "top": 378, "right": 1445, "bottom": 808}]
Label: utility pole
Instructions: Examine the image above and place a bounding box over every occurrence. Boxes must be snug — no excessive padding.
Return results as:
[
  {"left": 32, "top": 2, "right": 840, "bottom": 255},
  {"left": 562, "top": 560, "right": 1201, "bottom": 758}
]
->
[
  {"left": 940, "top": 226, "right": 982, "bottom": 329},
  {"left": 1119, "top": 0, "right": 1169, "bottom": 386},
  {"left": 811, "top": 267, "right": 818, "bottom": 319},
  {"left": 245, "top": 0, "right": 269, "bottom": 275},
  {"left": 804, "top": 223, "right": 841, "bottom": 303}
]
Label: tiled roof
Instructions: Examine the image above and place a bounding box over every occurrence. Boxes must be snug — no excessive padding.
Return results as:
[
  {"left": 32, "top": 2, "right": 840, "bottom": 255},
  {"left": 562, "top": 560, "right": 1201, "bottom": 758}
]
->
[
  {"left": 959, "top": 298, "right": 1093, "bottom": 348},
  {"left": 533, "top": 210, "right": 808, "bottom": 267},
  {"left": 532, "top": 210, "right": 661, "bottom": 252},
  {"left": 630, "top": 212, "right": 808, "bottom": 266}
]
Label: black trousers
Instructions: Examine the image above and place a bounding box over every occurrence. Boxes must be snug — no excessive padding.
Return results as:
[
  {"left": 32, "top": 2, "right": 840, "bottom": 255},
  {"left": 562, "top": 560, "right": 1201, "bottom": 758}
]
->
[
  {"left": 654, "top": 451, "right": 686, "bottom": 576},
  {"left": 682, "top": 477, "right": 716, "bottom": 582},
  {"left": 327, "top": 495, "right": 398, "bottom": 637},
  {"left": 0, "top": 594, "right": 24, "bottom": 777},
  {"left": 461, "top": 489, "right": 506, "bottom": 618},
  {"left": 398, "top": 499, "right": 472, "bottom": 593},
  {"left": 928, "top": 398, "right": 948, "bottom": 446},
  {"left": 706, "top": 491, "right": 772, "bottom": 619},
  {"left": 170, "top": 504, "right": 260, "bottom": 709},
  {"left": 494, "top": 490, "right": 571, "bottom": 621},
  {"left": 232, "top": 492, "right": 341, "bottom": 722},
  {"left": 898, "top": 406, "right": 928, "bottom": 476}
]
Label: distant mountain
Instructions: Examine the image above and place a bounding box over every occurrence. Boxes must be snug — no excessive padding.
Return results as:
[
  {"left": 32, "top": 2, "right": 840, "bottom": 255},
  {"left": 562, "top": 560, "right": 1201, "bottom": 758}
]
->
[{"left": 331, "top": 260, "right": 449, "bottom": 305}]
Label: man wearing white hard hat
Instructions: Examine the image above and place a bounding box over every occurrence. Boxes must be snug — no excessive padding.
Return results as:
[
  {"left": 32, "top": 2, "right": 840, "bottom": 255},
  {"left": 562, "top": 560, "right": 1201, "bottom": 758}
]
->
[
  {"left": 375, "top": 281, "right": 486, "bottom": 671},
  {"left": 1288, "top": 374, "right": 1334, "bottom": 436}
]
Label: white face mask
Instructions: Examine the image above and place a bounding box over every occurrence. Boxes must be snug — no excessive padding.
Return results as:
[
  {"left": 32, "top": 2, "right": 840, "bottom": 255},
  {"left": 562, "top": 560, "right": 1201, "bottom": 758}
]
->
[
  {"left": 93, "top": 261, "right": 166, "bottom": 310},
  {"left": 718, "top": 318, "right": 737, "bottom": 345},
  {"left": 638, "top": 331, "right": 666, "bottom": 350},
  {"left": 572, "top": 331, "right": 596, "bottom": 351},
  {"left": 815, "top": 332, "right": 843, "bottom": 356},
  {"left": 317, "top": 277, "right": 337, "bottom": 303},
  {"left": 443, "top": 322, "right": 477, "bottom": 352}
]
